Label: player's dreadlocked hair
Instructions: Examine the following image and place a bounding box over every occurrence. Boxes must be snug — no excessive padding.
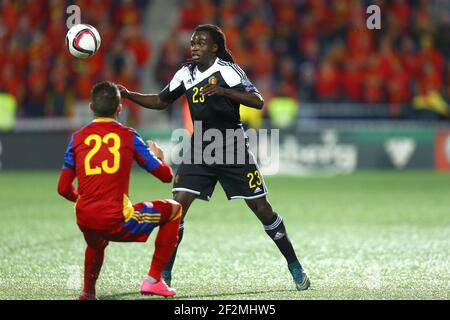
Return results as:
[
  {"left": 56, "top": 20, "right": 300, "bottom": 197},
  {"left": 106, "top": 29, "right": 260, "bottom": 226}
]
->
[{"left": 185, "top": 24, "right": 235, "bottom": 76}]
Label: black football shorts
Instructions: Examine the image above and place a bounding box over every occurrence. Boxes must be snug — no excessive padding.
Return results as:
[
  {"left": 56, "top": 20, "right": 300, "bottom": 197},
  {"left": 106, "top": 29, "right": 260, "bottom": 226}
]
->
[{"left": 172, "top": 163, "right": 268, "bottom": 201}]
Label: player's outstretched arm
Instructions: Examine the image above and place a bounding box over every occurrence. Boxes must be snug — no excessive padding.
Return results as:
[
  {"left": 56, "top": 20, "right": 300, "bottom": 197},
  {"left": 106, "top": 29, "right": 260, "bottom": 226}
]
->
[
  {"left": 117, "top": 84, "right": 169, "bottom": 110},
  {"left": 201, "top": 84, "right": 264, "bottom": 109},
  {"left": 133, "top": 133, "right": 174, "bottom": 183},
  {"left": 57, "top": 168, "right": 78, "bottom": 202},
  {"left": 147, "top": 140, "right": 174, "bottom": 183},
  {"left": 150, "top": 162, "right": 174, "bottom": 183}
]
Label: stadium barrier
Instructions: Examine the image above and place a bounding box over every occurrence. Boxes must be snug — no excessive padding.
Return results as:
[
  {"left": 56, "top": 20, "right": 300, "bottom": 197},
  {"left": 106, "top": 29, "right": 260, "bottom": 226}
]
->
[
  {"left": 0, "top": 132, "right": 69, "bottom": 170},
  {"left": 1, "top": 128, "right": 449, "bottom": 173},
  {"left": 271, "top": 128, "right": 435, "bottom": 175}
]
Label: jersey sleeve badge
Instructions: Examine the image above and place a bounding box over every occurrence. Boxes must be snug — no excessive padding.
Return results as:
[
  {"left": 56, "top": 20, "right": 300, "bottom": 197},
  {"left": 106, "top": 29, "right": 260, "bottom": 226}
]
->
[{"left": 241, "top": 78, "right": 257, "bottom": 92}]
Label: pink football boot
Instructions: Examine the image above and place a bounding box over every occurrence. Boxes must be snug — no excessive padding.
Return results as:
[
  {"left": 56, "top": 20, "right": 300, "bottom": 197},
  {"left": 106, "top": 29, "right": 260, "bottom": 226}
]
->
[{"left": 140, "top": 278, "right": 176, "bottom": 297}]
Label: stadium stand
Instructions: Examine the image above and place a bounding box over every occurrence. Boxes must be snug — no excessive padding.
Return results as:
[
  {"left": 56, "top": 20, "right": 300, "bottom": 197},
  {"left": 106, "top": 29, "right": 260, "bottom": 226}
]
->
[
  {"left": 0, "top": 0, "right": 151, "bottom": 126},
  {"left": 0, "top": 0, "right": 449, "bottom": 128},
  {"left": 157, "top": 0, "right": 450, "bottom": 122}
]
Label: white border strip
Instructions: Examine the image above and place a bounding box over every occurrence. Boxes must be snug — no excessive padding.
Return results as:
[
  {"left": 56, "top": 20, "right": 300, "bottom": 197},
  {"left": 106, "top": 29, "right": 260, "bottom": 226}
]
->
[
  {"left": 172, "top": 188, "right": 201, "bottom": 195},
  {"left": 229, "top": 192, "right": 268, "bottom": 200},
  {"left": 264, "top": 215, "right": 282, "bottom": 231}
]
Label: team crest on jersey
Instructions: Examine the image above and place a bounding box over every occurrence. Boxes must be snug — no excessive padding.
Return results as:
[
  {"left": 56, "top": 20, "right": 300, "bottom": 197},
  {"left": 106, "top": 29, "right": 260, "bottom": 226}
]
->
[
  {"left": 208, "top": 75, "right": 218, "bottom": 85},
  {"left": 175, "top": 175, "right": 180, "bottom": 184}
]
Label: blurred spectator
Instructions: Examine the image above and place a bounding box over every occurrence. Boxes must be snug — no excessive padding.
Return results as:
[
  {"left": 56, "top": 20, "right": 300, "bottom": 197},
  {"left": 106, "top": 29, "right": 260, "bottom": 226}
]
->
[
  {"left": 115, "top": 62, "right": 141, "bottom": 127},
  {"left": 46, "top": 8, "right": 67, "bottom": 54},
  {"left": 243, "top": 7, "right": 272, "bottom": 46},
  {"left": 217, "top": 0, "right": 236, "bottom": 26},
  {"left": 197, "top": 0, "right": 216, "bottom": 25},
  {"left": 417, "top": 62, "right": 443, "bottom": 96},
  {"left": 298, "top": 62, "right": 316, "bottom": 101},
  {"left": 347, "top": 16, "right": 373, "bottom": 69},
  {"left": 249, "top": 37, "right": 274, "bottom": 81},
  {"left": 122, "top": 24, "right": 152, "bottom": 79},
  {"left": 155, "top": 32, "right": 184, "bottom": 87},
  {"left": 378, "top": 36, "right": 398, "bottom": 80},
  {"left": 271, "top": 21, "right": 297, "bottom": 59},
  {"left": 267, "top": 81, "right": 299, "bottom": 130},
  {"left": 155, "top": 32, "right": 185, "bottom": 122},
  {"left": 362, "top": 54, "right": 385, "bottom": 104},
  {"left": 413, "top": 0, "right": 435, "bottom": 36},
  {"left": 446, "top": 63, "right": 450, "bottom": 102},
  {"left": 315, "top": 59, "right": 339, "bottom": 102},
  {"left": 0, "top": 92, "right": 16, "bottom": 131},
  {"left": 1, "top": 0, "right": 19, "bottom": 35},
  {"left": 220, "top": 16, "right": 240, "bottom": 52},
  {"left": 341, "top": 60, "right": 363, "bottom": 102},
  {"left": 386, "top": 60, "right": 410, "bottom": 117},
  {"left": 97, "top": 15, "right": 117, "bottom": 52},
  {"left": 178, "top": 0, "right": 204, "bottom": 32},
  {"left": 114, "top": 0, "right": 142, "bottom": 27},
  {"left": 399, "top": 36, "right": 419, "bottom": 80},
  {"left": 81, "top": 0, "right": 112, "bottom": 26},
  {"left": 412, "top": 91, "right": 449, "bottom": 119},
  {"left": 274, "top": 56, "right": 298, "bottom": 90},
  {"left": 240, "top": 104, "right": 263, "bottom": 129},
  {"left": 25, "top": 60, "right": 48, "bottom": 117},
  {"left": 7, "top": 38, "right": 28, "bottom": 75},
  {"left": 0, "top": 65, "right": 24, "bottom": 108},
  {"left": 389, "top": 0, "right": 412, "bottom": 34},
  {"left": 297, "top": 14, "right": 318, "bottom": 59},
  {"left": 73, "top": 62, "right": 95, "bottom": 101},
  {"left": 411, "top": 61, "right": 449, "bottom": 119},
  {"left": 46, "top": 56, "right": 72, "bottom": 117},
  {"left": 417, "top": 35, "right": 444, "bottom": 80}
]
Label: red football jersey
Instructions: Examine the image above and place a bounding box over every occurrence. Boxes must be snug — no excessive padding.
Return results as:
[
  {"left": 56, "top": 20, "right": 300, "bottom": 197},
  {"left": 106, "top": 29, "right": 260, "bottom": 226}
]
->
[{"left": 60, "top": 118, "right": 169, "bottom": 230}]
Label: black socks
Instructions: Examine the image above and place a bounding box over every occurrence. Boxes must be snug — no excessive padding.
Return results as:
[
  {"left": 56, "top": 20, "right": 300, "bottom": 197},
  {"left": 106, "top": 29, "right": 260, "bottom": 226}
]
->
[{"left": 263, "top": 214, "right": 299, "bottom": 265}]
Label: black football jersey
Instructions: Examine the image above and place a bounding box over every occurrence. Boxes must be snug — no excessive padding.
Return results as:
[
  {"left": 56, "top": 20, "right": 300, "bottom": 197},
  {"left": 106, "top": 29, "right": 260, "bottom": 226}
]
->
[{"left": 159, "top": 57, "right": 259, "bottom": 132}]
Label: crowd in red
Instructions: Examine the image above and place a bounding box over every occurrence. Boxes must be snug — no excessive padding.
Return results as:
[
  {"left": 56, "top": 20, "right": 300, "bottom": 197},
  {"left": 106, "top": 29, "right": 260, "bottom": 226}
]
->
[
  {"left": 0, "top": 0, "right": 151, "bottom": 123},
  {"left": 1, "top": 0, "right": 449, "bottom": 121},
  {"left": 157, "top": 0, "right": 450, "bottom": 118}
]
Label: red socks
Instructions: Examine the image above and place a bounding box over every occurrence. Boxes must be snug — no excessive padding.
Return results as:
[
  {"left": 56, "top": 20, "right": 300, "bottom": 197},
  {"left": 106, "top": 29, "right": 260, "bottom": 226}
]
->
[
  {"left": 83, "top": 245, "right": 105, "bottom": 295},
  {"left": 148, "top": 216, "right": 180, "bottom": 281}
]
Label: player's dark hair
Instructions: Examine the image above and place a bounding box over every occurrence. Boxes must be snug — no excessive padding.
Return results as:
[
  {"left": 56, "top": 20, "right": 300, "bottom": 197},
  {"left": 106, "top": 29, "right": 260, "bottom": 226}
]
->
[
  {"left": 91, "top": 81, "right": 120, "bottom": 117},
  {"left": 186, "top": 24, "right": 235, "bottom": 76}
]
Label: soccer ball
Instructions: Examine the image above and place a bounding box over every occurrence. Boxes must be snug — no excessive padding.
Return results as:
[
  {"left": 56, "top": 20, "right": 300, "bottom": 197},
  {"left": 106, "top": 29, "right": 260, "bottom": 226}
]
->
[{"left": 65, "top": 24, "right": 101, "bottom": 59}]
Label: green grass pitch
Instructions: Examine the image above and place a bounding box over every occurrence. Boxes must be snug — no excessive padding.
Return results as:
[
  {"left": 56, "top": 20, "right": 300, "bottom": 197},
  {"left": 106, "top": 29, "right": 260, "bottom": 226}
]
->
[{"left": 0, "top": 171, "right": 449, "bottom": 300}]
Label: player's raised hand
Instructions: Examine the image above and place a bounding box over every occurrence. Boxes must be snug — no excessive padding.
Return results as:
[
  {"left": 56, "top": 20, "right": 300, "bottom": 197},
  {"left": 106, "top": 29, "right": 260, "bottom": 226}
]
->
[
  {"left": 147, "top": 140, "right": 164, "bottom": 161},
  {"left": 116, "top": 84, "right": 130, "bottom": 98},
  {"left": 201, "top": 84, "right": 226, "bottom": 97}
]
